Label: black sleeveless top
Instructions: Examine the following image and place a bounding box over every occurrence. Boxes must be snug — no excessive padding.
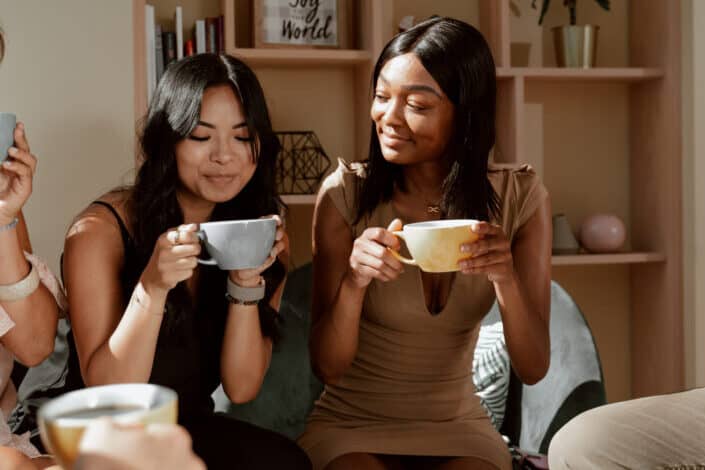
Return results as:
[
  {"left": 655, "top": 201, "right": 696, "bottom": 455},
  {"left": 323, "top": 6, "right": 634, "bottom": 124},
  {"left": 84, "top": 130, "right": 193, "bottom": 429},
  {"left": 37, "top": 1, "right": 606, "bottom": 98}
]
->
[{"left": 66, "top": 201, "right": 230, "bottom": 421}]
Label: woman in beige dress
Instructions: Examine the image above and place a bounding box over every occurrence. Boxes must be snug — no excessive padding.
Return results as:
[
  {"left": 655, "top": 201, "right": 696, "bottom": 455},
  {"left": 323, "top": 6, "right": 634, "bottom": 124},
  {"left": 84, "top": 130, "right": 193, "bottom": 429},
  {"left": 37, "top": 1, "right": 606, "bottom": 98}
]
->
[{"left": 298, "top": 17, "right": 552, "bottom": 470}]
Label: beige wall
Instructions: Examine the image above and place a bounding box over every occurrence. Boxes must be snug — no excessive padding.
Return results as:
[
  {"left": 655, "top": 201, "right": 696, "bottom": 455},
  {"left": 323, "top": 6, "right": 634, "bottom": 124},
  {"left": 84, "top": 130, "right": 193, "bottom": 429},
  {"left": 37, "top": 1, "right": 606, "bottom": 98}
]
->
[
  {"left": 683, "top": 0, "right": 705, "bottom": 388},
  {"left": 0, "top": 1, "right": 135, "bottom": 274}
]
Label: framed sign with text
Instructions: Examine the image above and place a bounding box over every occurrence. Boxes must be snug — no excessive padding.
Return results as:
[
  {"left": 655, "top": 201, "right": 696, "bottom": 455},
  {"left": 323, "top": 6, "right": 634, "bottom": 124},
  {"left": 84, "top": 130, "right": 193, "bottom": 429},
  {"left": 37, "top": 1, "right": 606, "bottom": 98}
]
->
[{"left": 253, "top": 0, "right": 353, "bottom": 48}]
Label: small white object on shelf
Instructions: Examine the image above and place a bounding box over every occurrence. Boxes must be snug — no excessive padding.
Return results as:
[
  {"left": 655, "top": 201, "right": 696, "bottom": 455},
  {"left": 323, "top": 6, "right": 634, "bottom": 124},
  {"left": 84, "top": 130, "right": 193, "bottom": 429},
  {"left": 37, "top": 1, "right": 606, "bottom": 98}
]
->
[
  {"left": 195, "top": 20, "right": 206, "bottom": 54},
  {"left": 145, "top": 4, "right": 156, "bottom": 103},
  {"left": 175, "top": 6, "right": 184, "bottom": 60}
]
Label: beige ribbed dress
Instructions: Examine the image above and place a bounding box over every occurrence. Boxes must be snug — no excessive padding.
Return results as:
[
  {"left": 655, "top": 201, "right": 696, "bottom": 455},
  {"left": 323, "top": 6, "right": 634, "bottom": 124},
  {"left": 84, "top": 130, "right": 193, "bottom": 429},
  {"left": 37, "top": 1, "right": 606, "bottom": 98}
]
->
[{"left": 298, "top": 161, "right": 548, "bottom": 470}]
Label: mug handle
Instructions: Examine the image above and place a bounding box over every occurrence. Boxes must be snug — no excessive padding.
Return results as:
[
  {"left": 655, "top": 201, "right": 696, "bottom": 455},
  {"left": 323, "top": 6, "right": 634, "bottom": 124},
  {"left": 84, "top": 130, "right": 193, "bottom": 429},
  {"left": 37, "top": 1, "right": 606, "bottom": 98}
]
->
[
  {"left": 195, "top": 230, "right": 218, "bottom": 266},
  {"left": 387, "top": 231, "right": 417, "bottom": 266}
]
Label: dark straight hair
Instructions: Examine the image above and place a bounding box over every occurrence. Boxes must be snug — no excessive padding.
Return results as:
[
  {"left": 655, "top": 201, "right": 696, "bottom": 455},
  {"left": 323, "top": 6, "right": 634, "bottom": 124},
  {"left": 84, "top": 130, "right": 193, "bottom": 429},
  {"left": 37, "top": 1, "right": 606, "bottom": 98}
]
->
[
  {"left": 128, "top": 53, "right": 283, "bottom": 339},
  {"left": 356, "top": 17, "right": 500, "bottom": 223}
]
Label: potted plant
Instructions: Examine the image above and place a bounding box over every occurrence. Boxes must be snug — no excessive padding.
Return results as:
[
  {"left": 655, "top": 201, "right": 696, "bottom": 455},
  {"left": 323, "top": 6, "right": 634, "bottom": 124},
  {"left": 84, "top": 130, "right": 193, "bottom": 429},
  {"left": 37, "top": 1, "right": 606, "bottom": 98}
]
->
[{"left": 532, "top": 0, "right": 610, "bottom": 68}]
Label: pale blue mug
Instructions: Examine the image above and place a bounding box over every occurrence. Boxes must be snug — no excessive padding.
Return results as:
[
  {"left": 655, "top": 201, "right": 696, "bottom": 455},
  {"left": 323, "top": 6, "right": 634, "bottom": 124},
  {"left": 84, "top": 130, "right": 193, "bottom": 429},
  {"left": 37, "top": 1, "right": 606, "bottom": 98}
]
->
[
  {"left": 197, "top": 218, "right": 277, "bottom": 270},
  {"left": 0, "top": 113, "right": 16, "bottom": 162}
]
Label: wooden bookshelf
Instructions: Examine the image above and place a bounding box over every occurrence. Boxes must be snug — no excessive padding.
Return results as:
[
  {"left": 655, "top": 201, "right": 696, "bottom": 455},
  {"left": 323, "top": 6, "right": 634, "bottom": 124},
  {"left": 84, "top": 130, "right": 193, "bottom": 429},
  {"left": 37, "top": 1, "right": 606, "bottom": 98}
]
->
[
  {"left": 227, "top": 48, "right": 371, "bottom": 67},
  {"left": 281, "top": 194, "right": 317, "bottom": 205},
  {"left": 497, "top": 67, "right": 664, "bottom": 82},
  {"left": 552, "top": 252, "right": 666, "bottom": 266}
]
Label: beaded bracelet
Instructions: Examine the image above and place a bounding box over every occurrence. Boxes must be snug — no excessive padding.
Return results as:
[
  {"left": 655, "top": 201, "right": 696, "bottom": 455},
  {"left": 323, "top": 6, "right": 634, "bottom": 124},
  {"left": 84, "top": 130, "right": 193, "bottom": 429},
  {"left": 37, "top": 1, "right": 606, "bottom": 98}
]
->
[
  {"left": 226, "top": 277, "right": 265, "bottom": 305},
  {"left": 0, "top": 217, "right": 18, "bottom": 233}
]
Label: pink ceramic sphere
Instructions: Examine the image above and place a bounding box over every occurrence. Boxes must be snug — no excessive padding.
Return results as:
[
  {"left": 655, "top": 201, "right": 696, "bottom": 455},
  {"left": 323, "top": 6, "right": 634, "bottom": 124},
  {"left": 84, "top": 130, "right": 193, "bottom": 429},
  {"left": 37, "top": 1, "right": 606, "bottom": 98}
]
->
[{"left": 579, "top": 214, "right": 626, "bottom": 253}]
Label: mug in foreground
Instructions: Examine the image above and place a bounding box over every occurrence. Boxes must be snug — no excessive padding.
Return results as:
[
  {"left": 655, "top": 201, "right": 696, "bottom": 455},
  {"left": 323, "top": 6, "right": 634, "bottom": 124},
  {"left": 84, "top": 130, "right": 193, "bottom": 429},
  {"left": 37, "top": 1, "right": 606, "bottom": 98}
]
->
[{"left": 38, "top": 383, "right": 177, "bottom": 469}]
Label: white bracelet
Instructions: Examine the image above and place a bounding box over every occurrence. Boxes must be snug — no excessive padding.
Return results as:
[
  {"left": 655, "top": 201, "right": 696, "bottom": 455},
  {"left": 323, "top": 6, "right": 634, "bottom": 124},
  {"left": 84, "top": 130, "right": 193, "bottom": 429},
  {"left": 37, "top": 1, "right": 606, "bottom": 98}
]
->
[{"left": 0, "top": 263, "right": 40, "bottom": 302}]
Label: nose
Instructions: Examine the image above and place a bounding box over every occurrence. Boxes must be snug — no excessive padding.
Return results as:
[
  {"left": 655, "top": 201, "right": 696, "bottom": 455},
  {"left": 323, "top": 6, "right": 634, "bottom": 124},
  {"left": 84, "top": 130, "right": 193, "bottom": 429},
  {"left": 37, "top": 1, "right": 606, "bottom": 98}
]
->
[
  {"left": 372, "top": 96, "right": 405, "bottom": 130},
  {"left": 210, "top": 135, "right": 234, "bottom": 164},
  {"left": 381, "top": 98, "right": 405, "bottom": 129}
]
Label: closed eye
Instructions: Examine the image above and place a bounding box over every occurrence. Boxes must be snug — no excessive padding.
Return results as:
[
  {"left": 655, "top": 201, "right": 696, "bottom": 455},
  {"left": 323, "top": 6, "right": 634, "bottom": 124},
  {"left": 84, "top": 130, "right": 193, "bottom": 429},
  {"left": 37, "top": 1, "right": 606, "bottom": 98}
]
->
[
  {"left": 188, "top": 135, "right": 209, "bottom": 142},
  {"left": 235, "top": 136, "right": 254, "bottom": 142}
]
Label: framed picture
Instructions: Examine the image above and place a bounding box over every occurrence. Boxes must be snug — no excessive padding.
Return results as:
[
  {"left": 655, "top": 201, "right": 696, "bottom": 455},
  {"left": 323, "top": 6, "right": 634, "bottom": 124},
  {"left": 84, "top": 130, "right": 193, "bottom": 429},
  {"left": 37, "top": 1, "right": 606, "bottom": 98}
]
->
[{"left": 253, "top": 0, "right": 353, "bottom": 49}]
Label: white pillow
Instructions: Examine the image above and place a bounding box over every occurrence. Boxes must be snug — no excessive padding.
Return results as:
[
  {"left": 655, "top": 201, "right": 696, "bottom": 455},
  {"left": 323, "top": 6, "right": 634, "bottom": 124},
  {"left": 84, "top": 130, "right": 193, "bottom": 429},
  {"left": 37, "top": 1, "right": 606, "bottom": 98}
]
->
[{"left": 472, "top": 322, "right": 510, "bottom": 430}]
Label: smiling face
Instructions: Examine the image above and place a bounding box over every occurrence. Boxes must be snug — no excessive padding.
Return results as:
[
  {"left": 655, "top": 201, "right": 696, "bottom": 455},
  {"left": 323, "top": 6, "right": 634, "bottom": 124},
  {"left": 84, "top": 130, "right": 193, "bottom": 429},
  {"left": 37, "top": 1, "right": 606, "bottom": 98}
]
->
[
  {"left": 371, "top": 53, "right": 455, "bottom": 166},
  {"left": 174, "top": 84, "right": 257, "bottom": 209}
]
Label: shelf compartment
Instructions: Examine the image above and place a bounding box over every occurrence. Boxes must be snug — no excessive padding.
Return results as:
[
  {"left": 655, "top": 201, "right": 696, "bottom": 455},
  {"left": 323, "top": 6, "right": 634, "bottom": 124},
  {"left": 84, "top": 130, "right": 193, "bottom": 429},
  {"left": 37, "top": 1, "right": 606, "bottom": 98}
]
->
[
  {"left": 552, "top": 252, "right": 666, "bottom": 266},
  {"left": 281, "top": 194, "right": 317, "bottom": 205},
  {"left": 227, "top": 48, "right": 372, "bottom": 67},
  {"left": 497, "top": 67, "right": 664, "bottom": 82}
]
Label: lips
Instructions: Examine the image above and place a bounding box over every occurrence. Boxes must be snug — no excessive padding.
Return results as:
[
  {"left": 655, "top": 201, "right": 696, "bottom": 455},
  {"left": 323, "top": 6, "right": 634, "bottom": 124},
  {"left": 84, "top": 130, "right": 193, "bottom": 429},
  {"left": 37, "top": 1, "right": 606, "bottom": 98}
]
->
[
  {"left": 379, "top": 131, "right": 410, "bottom": 149},
  {"left": 204, "top": 174, "right": 236, "bottom": 185}
]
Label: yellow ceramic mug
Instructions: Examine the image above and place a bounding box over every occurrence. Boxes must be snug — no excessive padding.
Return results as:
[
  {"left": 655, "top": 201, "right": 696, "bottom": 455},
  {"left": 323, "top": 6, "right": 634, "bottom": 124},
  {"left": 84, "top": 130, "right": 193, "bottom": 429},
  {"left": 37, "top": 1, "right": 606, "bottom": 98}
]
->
[
  {"left": 389, "top": 219, "right": 480, "bottom": 273},
  {"left": 38, "top": 384, "right": 178, "bottom": 469}
]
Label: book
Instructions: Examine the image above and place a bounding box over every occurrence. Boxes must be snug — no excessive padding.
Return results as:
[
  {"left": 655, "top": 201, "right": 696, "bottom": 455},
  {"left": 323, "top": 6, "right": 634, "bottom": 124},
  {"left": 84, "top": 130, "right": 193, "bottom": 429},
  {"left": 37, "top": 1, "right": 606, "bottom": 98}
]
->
[
  {"left": 195, "top": 19, "right": 206, "bottom": 54},
  {"left": 145, "top": 4, "right": 156, "bottom": 103},
  {"left": 206, "top": 17, "right": 217, "bottom": 54},
  {"left": 163, "top": 31, "right": 176, "bottom": 68},
  {"left": 185, "top": 39, "right": 194, "bottom": 56},
  {"left": 217, "top": 15, "right": 224, "bottom": 53},
  {"left": 175, "top": 6, "right": 183, "bottom": 60},
  {"left": 155, "top": 24, "right": 164, "bottom": 83}
]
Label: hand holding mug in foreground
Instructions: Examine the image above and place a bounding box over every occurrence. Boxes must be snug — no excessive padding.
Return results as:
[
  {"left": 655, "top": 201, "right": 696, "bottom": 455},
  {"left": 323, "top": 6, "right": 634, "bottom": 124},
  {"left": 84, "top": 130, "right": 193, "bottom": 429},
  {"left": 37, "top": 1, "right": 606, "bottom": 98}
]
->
[
  {"left": 459, "top": 221, "right": 515, "bottom": 284},
  {"left": 76, "top": 418, "right": 205, "bottom": 470},
  {"left": 345, "top": 218, "right": 404, "bottom": 288}
]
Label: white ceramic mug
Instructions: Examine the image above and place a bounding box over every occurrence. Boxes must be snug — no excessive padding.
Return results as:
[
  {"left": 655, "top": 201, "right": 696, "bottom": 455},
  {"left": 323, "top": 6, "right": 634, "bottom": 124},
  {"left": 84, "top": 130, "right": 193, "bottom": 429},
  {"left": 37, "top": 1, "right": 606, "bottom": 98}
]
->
[
  {"left": 38, "top": 384, "right": 178, "bottom": 469},
  {"left": 197, "top": 218, "right": 277, "bottom": 270},
  {"left": 389, "top": 219, "right": 480, "bottom": 273}
]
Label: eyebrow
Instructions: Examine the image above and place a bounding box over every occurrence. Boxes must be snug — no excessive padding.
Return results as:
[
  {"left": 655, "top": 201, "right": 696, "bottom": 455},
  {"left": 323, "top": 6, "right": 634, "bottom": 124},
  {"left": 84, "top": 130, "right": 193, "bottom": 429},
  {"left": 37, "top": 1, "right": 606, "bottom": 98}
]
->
[
  {"left": 197, "top": 120, "right": 248, "bottom": 129},
  {"left": 378, "top": 74, "right": 443, "bottom": 98}
]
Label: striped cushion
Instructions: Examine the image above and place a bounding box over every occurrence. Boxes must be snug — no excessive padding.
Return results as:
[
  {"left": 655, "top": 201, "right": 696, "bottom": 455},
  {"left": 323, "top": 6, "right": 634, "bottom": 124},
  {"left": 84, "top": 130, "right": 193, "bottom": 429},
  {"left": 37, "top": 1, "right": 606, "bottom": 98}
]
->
[{"left": 472, "top": 322, "right": 510, "bottom": 430}]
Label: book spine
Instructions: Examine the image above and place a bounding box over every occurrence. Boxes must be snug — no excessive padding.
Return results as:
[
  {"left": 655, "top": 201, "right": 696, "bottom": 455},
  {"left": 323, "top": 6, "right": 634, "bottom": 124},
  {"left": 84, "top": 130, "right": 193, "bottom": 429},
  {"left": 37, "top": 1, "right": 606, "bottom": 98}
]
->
[
  {"left": 175, "top": 6, "right": 183, "bottom": 60},
  {"left": 185, "top": 39, "right": 195, "bottom": 57},
  {"left": 163, "top": 31, "right": 176, "bottom": 68},
  {"left": 145, "top": 4, "right": 156, "bottom": 104},
  {"left": 155, "top": 24, "right": 164, "bottom": 83},
  {"left": 195, "top": 20, "right": 206, "bottom": 54},
  {"left": 206, "top": 18, "right": 217, "bottom": 54},
  {"left": 217, "top": 15, "right": 224, "bottom": 53}
]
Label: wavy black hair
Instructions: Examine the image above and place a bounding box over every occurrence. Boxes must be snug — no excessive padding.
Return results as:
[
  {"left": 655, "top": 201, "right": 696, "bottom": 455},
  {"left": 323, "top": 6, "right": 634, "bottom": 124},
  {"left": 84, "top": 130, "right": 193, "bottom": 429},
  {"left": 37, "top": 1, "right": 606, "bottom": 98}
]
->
[
  {"left": 128, "top": 53, "right": 283, "bottom": 340},
  {"left": 356, "top": 17, "right": 500, "bottom": 223}
]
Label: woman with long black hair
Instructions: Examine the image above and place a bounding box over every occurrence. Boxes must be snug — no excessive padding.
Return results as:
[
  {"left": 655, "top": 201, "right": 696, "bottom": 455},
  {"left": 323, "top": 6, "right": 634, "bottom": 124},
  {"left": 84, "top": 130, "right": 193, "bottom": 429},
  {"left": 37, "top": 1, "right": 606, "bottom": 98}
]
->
[
  {"left": 300, "top": 17, "right": 552, "bottom": 470},
  {"left": 62, "top": 53, "right": 311, "bottom": 469}
]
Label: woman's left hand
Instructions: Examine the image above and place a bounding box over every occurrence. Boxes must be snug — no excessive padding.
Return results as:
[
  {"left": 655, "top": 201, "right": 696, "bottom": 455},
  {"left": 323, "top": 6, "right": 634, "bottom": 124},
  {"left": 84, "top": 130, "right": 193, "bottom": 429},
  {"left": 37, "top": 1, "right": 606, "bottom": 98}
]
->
[
  {"left": 228, "top": 214, "right": 287, "bottom": 288},
  {"left": 458, "top": 221, "right": 516, "bottom": 284}
]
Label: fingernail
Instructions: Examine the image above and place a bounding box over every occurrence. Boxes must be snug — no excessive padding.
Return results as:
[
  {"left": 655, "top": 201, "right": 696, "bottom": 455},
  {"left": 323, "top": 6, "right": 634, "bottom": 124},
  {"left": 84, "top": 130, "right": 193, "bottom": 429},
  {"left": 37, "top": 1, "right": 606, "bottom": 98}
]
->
[
  {"left": 7, "top": 147, "right": 17, "bottom": 156},
  {"left": 460, "top": 244, "right": 470, "bottom": 253}
]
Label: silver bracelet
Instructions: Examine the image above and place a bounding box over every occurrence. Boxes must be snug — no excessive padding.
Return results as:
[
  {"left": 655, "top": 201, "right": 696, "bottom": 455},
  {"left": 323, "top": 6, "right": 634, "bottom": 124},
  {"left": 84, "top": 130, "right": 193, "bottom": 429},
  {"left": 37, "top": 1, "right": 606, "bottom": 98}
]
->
[
  {"left": 0, "top": 217, "right": 18, "bottom": 232},
  {"left": 226, "top": 277, "right": 265, "bottom": 304},
  {"left": 0, "top": 263, "right": 40, "bottom": 302}
]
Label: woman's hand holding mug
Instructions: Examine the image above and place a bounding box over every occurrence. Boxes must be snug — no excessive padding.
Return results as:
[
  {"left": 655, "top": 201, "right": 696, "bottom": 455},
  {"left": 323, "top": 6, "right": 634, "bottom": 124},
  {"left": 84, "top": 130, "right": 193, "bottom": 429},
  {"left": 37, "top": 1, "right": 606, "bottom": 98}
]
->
[
  {"left": 140, "top": 224, "right": 201, "bottom": 295},
  {"left": 228, "top": 214, "right": 287, "bottom": 288},
  {"left": 345, "top": 218, "right": 404, "bottom": 288}
]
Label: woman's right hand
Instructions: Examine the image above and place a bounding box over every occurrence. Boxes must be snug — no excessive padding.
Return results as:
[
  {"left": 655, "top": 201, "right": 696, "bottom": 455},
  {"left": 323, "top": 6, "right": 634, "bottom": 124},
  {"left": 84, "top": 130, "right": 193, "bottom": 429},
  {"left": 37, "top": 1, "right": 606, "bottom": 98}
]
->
[
  {"left": 140, "top": 224, "right": 201, "bottom": 294},
  {"left": 345, "top": 218, "right": 404, "bottom": 288}
]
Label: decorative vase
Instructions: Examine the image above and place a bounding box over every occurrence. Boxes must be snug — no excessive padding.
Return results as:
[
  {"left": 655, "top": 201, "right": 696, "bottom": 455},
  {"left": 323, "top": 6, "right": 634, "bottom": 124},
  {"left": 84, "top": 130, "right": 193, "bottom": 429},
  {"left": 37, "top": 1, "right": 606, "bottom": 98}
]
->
[
  {"left": 552, "top": 214, "right": 580, "bottom": 255},
  {"left": 551, "top": 25, "right": 599, "bottom": 68},
  {"left": 579, "top": 214, "right": 626, "bottom": 253}
]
